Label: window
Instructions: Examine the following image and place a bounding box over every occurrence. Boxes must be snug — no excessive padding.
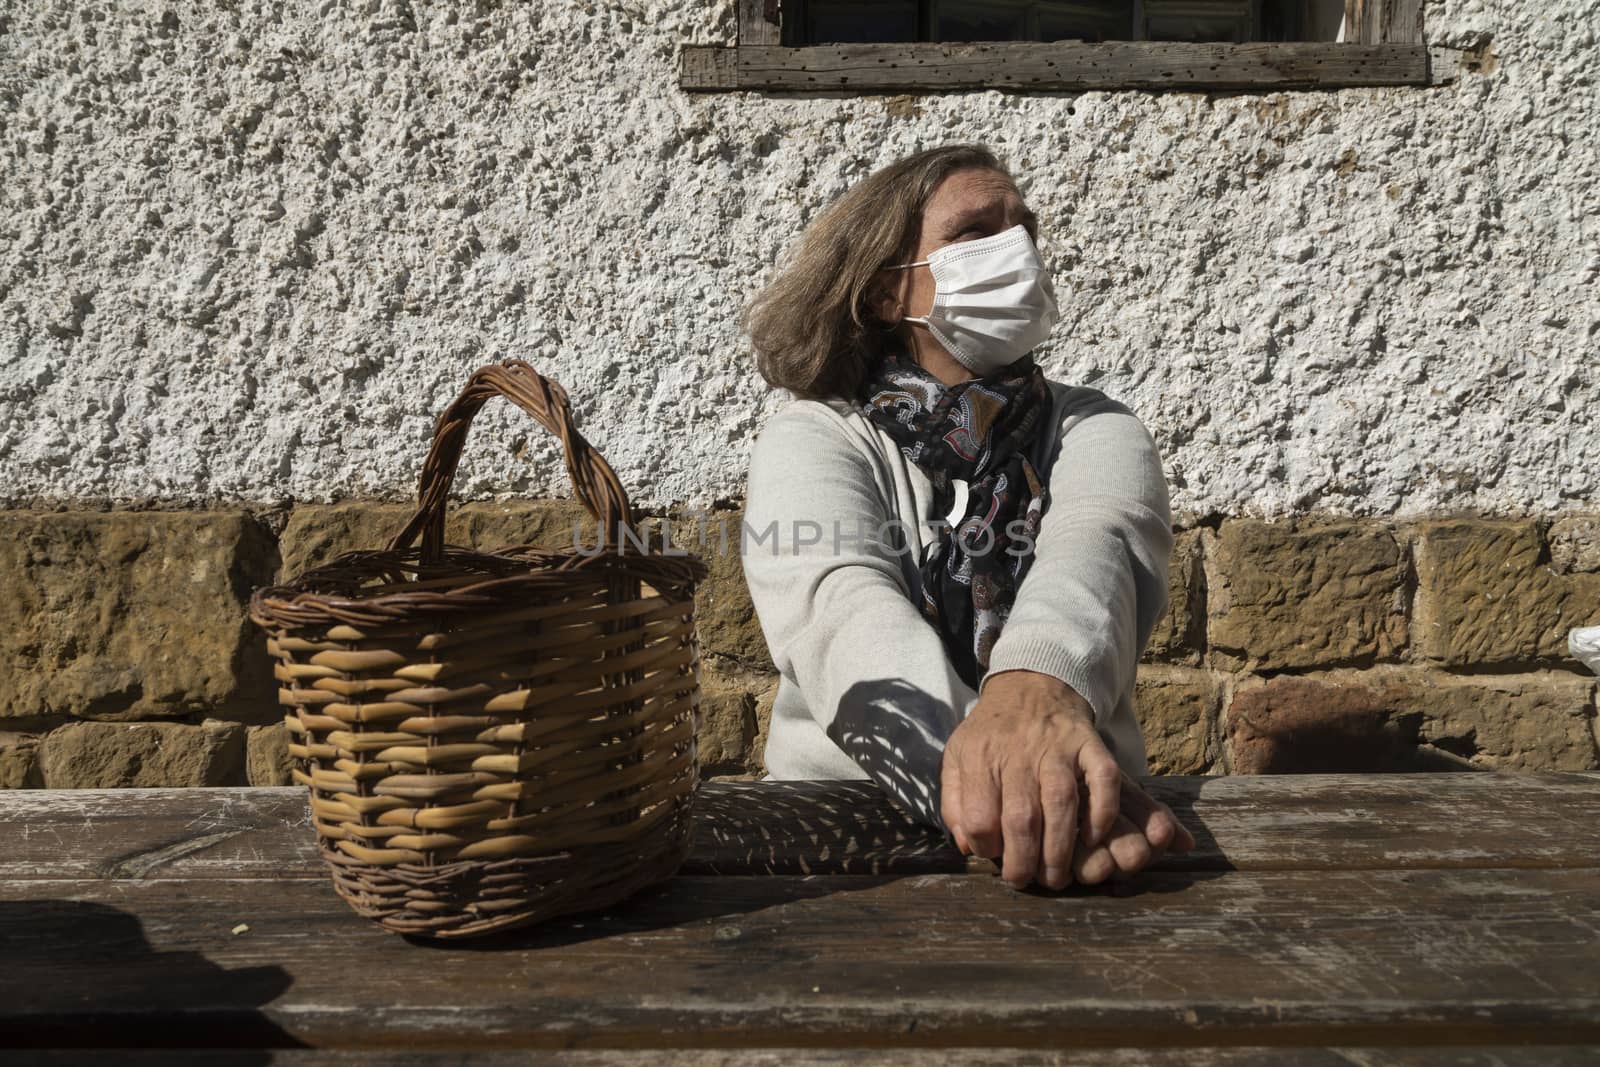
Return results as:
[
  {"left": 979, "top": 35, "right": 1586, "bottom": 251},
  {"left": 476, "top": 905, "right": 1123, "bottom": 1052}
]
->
[
  {"left": 681, "top": 0, "right": 1471, "bottom": 92},
  {"left": 788, "top": 1, "right": 1346, "bottom": 46}
]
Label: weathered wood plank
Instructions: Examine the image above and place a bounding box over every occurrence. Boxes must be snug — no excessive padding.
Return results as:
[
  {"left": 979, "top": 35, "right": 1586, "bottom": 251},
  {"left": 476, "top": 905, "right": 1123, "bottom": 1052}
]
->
[
  {"left": 4, "top": 774, "right": 1600, "bottom": 881},
  {"left": 679, "top": 42, "right": 1432, "bottom": 91},
  {"left": 680, "top": 46, "right": 737, "bottom": 90},
  {"left": 12, "top": 1049, "right": 1600, "bottom": 1065},
  {"left": 4, "top": 869, "right": 1599, "bottom": 1049}
]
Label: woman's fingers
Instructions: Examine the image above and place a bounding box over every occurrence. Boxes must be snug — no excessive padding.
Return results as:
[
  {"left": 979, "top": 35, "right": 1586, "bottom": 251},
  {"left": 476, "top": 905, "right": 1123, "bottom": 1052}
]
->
[
  {"left": 1073, "top": 814, "right": 1150, "bottom": 885},
  {"left": 1117, "top": 778, "right": 1197, "bottom": 855},
  {"left": 1077, "top": 736, "right": 1122, "bottom": 848},
  {"left": 939, "top": 743, "right": 967, "bottom": 851},
  {"left": 1105, "top": 814, "right": 1154, "bottom": 877},
  {"left": 1168, "top": 801, "right": 1197, "bottom": 853},
  {"left": 958, "top": 762, "right": 1005, "bottom": 861},
  {"left": 1037, "top": 758, "right": 1079, "bottom": 890},
  {"left": 1072, "top": 835, "right": 1115, "bottom": 885},
  {"left": 998, "top": 766, "right": 1043, "bottom": 889}
]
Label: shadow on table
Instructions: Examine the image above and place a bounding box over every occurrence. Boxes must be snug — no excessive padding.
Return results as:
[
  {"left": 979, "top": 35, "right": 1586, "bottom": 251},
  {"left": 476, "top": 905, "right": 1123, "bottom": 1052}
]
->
[
  {"left": 424, "top": 749, "right": 1236, "bottom": 951},
  {"left": 416, "top": 750, "right": 978, "bottom": 952},
  {"left": 1142, "top": 776, "right": 1233, "bottom": 877},
  {"left": 410, "top": 866, "right": 900, "bottom": 953},
  {"left": 1, "top": 899, "right": 302, "bottom": 1056}
]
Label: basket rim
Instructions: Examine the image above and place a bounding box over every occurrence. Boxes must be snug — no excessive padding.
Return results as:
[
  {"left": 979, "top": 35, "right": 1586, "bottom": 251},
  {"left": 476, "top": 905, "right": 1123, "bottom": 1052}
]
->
[{"left": 250, "top": 542, "right": 706, "bottom": 631}]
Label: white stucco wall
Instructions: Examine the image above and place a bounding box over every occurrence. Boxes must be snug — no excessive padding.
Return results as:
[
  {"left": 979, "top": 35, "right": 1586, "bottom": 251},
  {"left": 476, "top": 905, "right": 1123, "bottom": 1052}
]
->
[{"left": 1, "top": 0, "right": 1594, "bottom": 518}]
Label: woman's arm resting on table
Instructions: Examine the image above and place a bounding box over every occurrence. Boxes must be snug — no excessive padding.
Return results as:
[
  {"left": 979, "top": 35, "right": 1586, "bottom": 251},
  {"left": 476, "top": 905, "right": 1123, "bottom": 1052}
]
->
[
  {"left": 986, "top": 400, "right": 1174, "bottom": 725},
  {"left": 941, "top": 400, "right": 1191, "bottom": 889},
  {"left": 741, "top": 403, "right": 977, "bottom": 824}
]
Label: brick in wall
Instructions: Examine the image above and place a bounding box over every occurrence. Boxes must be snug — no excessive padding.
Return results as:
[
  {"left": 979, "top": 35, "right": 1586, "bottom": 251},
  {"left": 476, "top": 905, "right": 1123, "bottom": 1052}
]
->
[
  {"left": 37, "top": 720, "right": 246, "bottom": 788},
  {"left": 1204, "top": 520, "right": 1407, "bottom": 672},
  {"left": 1412, "top": 519, "right": 1600, "bottom": 666},
  {"left": 0, "top": 512, "right": 278, "bottom": 723},
  {"left": 1143, "top": 528, "right": 1205, "bottom": 665},
  {"left": 1134, "top": 665, "right": 1223, "bottom": 775},
  {"left": 1223, "top": 669, "right": 1597, "bottom": 774}
]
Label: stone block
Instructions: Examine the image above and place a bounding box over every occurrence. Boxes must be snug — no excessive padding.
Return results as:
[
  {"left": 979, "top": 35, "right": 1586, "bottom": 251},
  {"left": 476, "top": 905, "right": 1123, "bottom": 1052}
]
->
[
  {"left": 0, "top": 733, "right": 41, "bottom": 788},
  {"left": 1144, "top": 528, "right": 1204, "bottom": 665},
  {"left": 451, "top": 499, "right": 600, "bottom": 554},
  {"left": 0, "top": 512, "right": 278, "bottom": 722},
  {"left": 276, "top": 499, "right": 599, "bottom": 578},
  {"left": 1224, "top": 669, "right": 1597, "bottom": 774},
  {"left": 668, "top": 505, "right": 771, "bottom": 667},
  {"left": 1134, "top": 666, "right": 1222, "bottom": 775},
  {"left": 696, "top": 658, "right": 779, "bottom": 777},
  {"left": 1548, "top": 515, "right": 1600, "bottom": 574},
  {"left": 275, "top": 503, "right": 413, "bottom": 579},
  {"left": 246, "top": 723, "right": 295, "bottom": 786},
  {"left": 1412, "top": 519, "right": 1600, "bottom": 666},
  {"left": 1204, "top": 520, "right": 1406, "bottom": 671},
  {"left": 38, "top": 720, "right": 246, "bottom": 788},
  {"left": 751, "top": 682, "right": 776, "bottom": 776},
  {"left": 1414, "top": 671, "right": 1598, "bottom": 771}
]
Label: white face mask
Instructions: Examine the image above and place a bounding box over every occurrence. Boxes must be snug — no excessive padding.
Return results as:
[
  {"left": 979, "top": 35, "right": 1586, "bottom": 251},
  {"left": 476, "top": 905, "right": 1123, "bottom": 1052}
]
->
[{"left": 887, "top": 223, "right": 1060, "bottom": 375}]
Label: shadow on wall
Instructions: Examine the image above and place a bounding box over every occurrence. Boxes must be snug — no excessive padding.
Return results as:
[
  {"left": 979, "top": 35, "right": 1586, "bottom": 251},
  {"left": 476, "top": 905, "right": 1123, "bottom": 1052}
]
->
[
  {"left": 1229, "top": 706, "right": 1483, "bottom": 773},
  {"left": 1, "top": 899, "right": 301, "bottom": 1055}
]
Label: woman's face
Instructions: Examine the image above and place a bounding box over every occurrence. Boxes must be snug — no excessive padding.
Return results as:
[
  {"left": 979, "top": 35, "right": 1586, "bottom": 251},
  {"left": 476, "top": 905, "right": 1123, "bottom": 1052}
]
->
[{"left": 882, "top": 167, "right": 1039, "bottom": 327}]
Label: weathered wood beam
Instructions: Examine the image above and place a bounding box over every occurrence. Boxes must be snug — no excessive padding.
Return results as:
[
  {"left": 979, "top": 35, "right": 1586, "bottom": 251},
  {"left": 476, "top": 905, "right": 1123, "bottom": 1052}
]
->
[
  {"left": 680, "top": 41, "right": 1433, "bottom": 92},
  {"left": 26, "top": 1049, "right": 1600, "bottom": 1065}
]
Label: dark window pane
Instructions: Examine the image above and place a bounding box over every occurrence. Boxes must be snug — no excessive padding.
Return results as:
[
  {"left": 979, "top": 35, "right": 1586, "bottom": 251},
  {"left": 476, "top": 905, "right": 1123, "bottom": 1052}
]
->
[
  {"left": 934, "top": 0, "right": 1030, "bottom": 41},
  {"left": 1036, "top": 2, "right": 1134, "bottom": 42},
  {"left": 787, "top": 0, "right": 1338, "bottom": 44},
  {"left": 1278, "top": 0, "right": 1344, "bottom": 41},
  {"left": 1142, "top": 1, "right": 1255, "bottom": 42},
  {"left": 1259, "top": 0, "right": 1301, "bottom": 40},
  {"left": 804, "top": 0, "right": 920, "bottom": 43}
]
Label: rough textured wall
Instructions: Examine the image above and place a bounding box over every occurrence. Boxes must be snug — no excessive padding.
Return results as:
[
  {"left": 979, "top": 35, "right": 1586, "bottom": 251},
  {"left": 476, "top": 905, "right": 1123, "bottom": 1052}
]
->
[{"left": 1, "top": 0, "right": 1595, "bottom": 518}]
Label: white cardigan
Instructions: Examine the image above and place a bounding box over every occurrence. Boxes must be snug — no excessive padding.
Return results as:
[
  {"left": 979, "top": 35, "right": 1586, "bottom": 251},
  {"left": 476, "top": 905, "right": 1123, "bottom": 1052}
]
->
[{"left": 741, "top": 380, "right": 1173, "bottom": 785}]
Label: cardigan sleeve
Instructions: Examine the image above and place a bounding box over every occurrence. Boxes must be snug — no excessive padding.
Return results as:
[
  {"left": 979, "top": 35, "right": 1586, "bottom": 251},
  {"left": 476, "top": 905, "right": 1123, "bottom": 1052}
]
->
[
  {"left": 981, "top": 390, "right": 1173, "bottom": 729},
  {"left": 741, "top": 402, "right": 978, "bottom": 819}
]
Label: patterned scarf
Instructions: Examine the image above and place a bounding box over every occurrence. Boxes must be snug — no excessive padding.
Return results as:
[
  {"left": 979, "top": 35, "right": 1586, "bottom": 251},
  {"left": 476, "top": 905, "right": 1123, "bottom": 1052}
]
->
[{"left": 859, "top": 350, "right": 1052, "bottom": 690}]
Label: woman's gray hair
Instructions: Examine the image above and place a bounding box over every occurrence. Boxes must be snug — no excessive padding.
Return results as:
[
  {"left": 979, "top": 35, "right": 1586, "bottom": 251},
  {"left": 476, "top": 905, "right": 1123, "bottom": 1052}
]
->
[{"left": 743, "top": 143, "right": 1012, "bottom": 401}]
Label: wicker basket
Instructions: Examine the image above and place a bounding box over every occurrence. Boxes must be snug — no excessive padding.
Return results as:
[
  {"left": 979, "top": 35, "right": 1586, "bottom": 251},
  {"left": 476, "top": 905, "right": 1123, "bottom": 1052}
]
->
[{"left": 248, "top": 359, "right": 706, "bottom": 939}]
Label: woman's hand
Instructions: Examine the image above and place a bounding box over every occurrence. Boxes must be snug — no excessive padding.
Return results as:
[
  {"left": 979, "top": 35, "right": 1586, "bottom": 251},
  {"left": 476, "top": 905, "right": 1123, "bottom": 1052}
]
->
[{"left": 940, "top": 669, "right": 1195, "bottom": 890}]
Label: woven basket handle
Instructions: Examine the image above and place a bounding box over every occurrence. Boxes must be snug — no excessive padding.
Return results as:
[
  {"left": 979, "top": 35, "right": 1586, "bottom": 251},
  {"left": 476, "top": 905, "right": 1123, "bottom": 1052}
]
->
[{"left": 388, "top": 359, "right": 632, "bottom": 564}]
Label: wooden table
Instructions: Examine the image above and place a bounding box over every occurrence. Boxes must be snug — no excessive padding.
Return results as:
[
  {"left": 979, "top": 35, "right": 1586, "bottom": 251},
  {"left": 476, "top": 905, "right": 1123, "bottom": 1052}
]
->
[{"left": 4, "top": 773, "right": 1600, "bottom": 1063}]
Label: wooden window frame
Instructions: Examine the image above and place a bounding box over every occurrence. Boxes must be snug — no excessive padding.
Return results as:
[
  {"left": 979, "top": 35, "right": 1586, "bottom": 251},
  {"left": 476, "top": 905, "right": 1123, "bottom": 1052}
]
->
[{"left": 682, "top": 0, "right": 1474, "bottom": 92}]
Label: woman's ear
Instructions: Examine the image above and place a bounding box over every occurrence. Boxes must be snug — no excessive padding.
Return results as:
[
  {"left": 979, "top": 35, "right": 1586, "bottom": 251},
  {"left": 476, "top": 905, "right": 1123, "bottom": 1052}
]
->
[
  {"left": 878, "top": 294, "right": 903, "bottom": 325},
  {"left": 871, "top": 275, "right": 904, "bottom": 326}
]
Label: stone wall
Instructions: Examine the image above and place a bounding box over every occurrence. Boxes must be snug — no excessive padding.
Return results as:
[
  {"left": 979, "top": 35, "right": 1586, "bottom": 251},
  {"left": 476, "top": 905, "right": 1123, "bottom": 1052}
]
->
[{"left": 2, "top": 503, "right": 1594, "bottom": 789}]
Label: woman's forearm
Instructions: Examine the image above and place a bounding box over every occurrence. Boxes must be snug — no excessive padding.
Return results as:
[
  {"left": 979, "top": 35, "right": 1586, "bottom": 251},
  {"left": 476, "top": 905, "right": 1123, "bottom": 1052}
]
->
[{"left": 984, "top": 401, "right": 1173, "bottom": 725}]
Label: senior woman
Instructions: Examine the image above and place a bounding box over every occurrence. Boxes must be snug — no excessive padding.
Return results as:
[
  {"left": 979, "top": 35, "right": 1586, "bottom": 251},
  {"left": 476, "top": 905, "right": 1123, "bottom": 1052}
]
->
[{"left": 740, "top": 143, "right": 1195, "bottom": 892}]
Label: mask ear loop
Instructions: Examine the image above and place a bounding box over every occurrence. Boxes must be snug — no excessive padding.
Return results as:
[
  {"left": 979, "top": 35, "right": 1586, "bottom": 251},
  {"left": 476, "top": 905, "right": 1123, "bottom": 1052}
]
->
[
  {"left": 876, "top": 256, "right": 929, "bottom": 332},
  {"left": 879, "top": 258, "right": 934, "bottom": 327}
]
